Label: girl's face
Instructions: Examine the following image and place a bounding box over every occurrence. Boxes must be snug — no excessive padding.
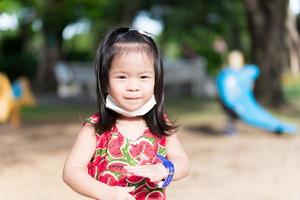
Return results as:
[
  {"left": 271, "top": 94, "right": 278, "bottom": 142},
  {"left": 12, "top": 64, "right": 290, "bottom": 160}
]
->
[{"left": 108, "top": 50, "right": 155, "bottom": 112}]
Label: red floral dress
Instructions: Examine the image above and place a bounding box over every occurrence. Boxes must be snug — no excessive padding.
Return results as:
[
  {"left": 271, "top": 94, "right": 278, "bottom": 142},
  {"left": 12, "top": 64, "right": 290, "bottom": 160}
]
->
[{"left": 85, "top": 114, "right": 167, "bottom": 200}]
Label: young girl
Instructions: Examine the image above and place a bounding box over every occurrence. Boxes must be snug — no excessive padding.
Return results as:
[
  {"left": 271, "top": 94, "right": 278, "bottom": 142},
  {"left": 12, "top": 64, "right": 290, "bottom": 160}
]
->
[{"left": 62, "top": 27, "right": 190, "bottom": 200}]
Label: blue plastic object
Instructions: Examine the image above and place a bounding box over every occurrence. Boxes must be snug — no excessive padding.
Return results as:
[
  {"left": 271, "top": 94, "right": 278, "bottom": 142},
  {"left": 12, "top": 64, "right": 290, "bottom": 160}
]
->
[
  {"left": 216, "top": 64, "right": 297, "bottom": 134},
  {"left": 12, "top": 80, "right": 22, "bottom": 100}
]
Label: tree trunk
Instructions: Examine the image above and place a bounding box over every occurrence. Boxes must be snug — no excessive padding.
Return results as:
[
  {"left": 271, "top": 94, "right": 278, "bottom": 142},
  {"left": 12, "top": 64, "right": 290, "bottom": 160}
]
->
[
  {"left": 121, "top": 0, "right": 141, "bottom": 25},
  {"left": 286, "top": 10, "right": 300, "bottom": 77},
  {"left": 34, "top": 0, "right": 66, "bottom": 92},
  {"left": 244, "top": 0, "right": 289, "bottom": 107},
  {"left": 35, "top": 30, "right": 62, "bottom": 92}
]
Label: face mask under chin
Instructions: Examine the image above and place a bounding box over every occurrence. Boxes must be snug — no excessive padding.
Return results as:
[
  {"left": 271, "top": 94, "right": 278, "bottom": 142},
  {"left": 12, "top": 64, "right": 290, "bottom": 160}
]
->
[{"left": 105, "top": 95, "right": 157, "bottom": 117}]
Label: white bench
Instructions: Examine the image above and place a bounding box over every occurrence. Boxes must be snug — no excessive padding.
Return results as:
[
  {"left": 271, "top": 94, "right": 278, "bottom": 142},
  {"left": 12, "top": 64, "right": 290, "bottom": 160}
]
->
[
  {"left": 164, "top": 57, "right": 215, "bottom": 97},
  {"left": 54, "top": 62, "right": 96, "bottom": 100}
]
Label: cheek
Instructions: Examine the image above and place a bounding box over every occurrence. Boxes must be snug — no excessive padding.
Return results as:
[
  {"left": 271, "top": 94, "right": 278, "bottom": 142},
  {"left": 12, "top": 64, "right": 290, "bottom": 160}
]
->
[
  {"left": 150, "top": 79, "right": 155, "bottom": 89},
  {"left": 144, "top": 81, "right": 155, "bottom": 93},
  {"left": 108, "top": 80, "right": 125, "bottom": 94}
]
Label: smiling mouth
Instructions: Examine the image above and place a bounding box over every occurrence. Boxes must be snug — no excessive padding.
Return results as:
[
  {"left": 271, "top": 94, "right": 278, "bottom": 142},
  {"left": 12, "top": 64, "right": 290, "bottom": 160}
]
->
[
  {"left": 125, "top": 97, "right": 141, "bottom": 100},
  {"left": 125, "top": 99, "right": 140, "bottom": 103}
]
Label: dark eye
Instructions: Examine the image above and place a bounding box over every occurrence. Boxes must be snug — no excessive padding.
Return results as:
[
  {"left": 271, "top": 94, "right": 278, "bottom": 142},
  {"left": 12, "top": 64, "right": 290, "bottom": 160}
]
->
[
  {"left": 117, "top": 75, "right": 127, "bottom": 79},
  {"left": 140, "top": 75, "right": 150, "bottom": 79}
]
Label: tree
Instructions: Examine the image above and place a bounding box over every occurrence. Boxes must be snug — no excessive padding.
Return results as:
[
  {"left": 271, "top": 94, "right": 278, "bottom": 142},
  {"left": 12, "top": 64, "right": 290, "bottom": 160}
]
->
[
  {"left": 35, "top": 0, "right": 142, "bottom": 91},
  {"left": 1, "top": 0, "right": 142, "bottom": 91},
  {"left": 149, "top": 0, "right": 249, "bottom": 73},
  {"left": 244, "top": 0, "right": 289, "bottom": 106},
  {"left": 286, "top": 9, "right": 300, "bottom": 77},
  {"left": 0, "top": 0, "right": 37, "bottom": 80}
]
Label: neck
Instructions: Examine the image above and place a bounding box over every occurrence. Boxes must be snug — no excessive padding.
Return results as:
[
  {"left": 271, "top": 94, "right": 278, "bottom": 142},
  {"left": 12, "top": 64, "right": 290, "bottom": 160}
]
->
[
  {"left": 116, "top": 116, "right": 147, "bottom": 129},
  {"left": 117, "top": 115, "right": 144, "bottom": 122}
]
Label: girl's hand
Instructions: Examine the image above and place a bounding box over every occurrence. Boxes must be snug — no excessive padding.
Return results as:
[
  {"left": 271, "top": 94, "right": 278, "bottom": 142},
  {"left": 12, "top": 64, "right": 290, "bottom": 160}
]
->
[
  {"left": 102, "top": 186, "right": 136, "bottom": 200},
  {"left": 124, "top": 163, "right": 168, "bottom": 183}
]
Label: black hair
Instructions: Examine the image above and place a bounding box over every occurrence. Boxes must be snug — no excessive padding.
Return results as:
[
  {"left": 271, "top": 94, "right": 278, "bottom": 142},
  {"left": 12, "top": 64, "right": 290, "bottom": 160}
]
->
[{"left": 94, "top": 27, "right": 177, "bottom": 136}]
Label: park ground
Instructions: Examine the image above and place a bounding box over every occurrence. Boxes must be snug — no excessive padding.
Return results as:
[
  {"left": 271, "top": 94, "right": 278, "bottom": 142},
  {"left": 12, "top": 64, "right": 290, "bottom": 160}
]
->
[{"left": 0, "top": 94, "right": 300, "bottom": 200}]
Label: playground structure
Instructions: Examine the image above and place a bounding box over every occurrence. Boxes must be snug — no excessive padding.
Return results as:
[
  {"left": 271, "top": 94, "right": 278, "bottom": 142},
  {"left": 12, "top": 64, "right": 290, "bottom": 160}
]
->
[
  {"left": 216, "top": 51, "right": 297, "bottom": 134},
  {"left": 0, "top": 73, "right": 37, "bottom": 127}
]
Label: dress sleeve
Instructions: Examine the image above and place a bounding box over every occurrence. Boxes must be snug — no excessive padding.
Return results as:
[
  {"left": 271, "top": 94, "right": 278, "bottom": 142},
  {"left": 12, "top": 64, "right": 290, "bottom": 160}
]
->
[{"left": 83, "top": 113, "right": 100, "bottom": 126}]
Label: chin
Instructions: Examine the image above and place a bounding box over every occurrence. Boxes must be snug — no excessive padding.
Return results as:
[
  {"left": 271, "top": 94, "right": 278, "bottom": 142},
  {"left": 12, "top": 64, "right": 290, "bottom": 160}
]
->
[
  {"left": 124, "top": 105, "right": 143, "bottom": 112},
  {"left": 125, "top": 107, "right": 140, "bottom": 112}
]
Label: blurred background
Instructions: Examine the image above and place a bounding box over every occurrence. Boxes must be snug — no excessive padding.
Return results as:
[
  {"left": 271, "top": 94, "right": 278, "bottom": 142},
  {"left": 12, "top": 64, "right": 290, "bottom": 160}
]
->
[{"left": 0, "top": 0, "right": 300, "bottom": 199}]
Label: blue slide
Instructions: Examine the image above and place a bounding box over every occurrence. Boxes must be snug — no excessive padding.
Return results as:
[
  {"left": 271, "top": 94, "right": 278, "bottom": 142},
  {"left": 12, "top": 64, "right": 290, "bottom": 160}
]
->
[{"left": 216, "top": 64, "right": 297, "bottom": 134}]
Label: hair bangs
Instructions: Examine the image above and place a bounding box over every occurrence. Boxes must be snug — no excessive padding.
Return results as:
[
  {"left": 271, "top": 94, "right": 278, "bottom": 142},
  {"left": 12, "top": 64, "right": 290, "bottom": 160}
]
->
[{"left": 110, "top": 43, "right": 155, "bottom": 61}]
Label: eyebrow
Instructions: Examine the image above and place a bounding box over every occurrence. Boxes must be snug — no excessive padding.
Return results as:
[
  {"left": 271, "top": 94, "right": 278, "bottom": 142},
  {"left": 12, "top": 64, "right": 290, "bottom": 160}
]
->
[
  {"left": 139, "top": 71, "right": 154, "bottom": 74},
  {"left": 109, "top": 70, "right": 154, "bottom": 75},
  {"left": 110, "top": 69, "right": 154, "bottom": 73}
]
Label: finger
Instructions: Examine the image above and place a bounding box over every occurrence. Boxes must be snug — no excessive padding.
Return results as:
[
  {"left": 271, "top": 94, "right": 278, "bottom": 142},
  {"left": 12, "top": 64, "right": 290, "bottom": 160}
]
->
[
  {"left": 125, "top": 172, "right": 134, "bottom": 176},
  {"left": 125, "top": 186, "right": 135, "bottom": 193},
  {"left": 132, "top": 171, "right": 155, "bottom": 180},
  {"left": 150, "top": 177, "right": 161, "bottom": 183},
  {"left": 125, "top": 167, "right": 143, "bottom": 172},
  {"left": 126, "top": 171, "right": 142, "bottom": 177},
  {"left": 126, "top": 169, "right": 149, "bottom": 177},
  {"left": 126, "top": 166, "right": 150, "bottom": 172},
  {"left": 125, "top": 168, "right": 142, "bottom": 174},
  {"left": 125, "top": 166, "right": 146, "bottom": 170},
  {"left": 126, "top": 195, "right": 136, "bottom": 200}
]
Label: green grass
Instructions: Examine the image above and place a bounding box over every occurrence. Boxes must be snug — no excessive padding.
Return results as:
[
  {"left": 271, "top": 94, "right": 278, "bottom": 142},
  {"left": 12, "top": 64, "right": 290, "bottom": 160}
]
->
[
  {"left": 21, "top": 97, "right": 222, "bottom": 124},
  {"left": 22, "top": 104, "right": 96, "bottom": 123},
  {"left": 165, "top": 97, "right": 224, "bottom": 123},
  {"left": 21, "top": 95, "right": 300, "bottom": 125},
  {"left": 20, "top": 74, "right": 300, "bottom": 125},
  {"left": 283, "top": 78, "right": 300, "bottom": 102}
]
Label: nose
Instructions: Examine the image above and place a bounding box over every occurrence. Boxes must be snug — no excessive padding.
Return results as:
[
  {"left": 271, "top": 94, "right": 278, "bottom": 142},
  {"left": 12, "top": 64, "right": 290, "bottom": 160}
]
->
[
  {"left": 126, "top": 79, "right": 140, "bottom": 92},
  {"left": 128, "top": 88, "right": 139, "bottom": 92}
]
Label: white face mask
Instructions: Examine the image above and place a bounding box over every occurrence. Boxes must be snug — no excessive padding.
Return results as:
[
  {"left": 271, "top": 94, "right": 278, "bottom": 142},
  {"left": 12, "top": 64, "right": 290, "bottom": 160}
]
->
[{"left": 105, "top": 95, "right": 157, "bottom": 117}]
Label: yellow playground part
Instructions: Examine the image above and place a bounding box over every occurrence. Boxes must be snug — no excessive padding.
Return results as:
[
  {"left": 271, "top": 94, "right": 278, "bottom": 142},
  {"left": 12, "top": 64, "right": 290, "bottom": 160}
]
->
[{"left": 0, "top": 72, "right": 37, "bottom": 127}]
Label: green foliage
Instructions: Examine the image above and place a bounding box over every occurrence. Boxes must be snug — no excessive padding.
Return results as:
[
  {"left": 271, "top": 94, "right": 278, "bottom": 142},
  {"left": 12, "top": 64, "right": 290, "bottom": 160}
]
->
[
  {"left": 0, "top": 35, "right": 37, "bottom": 80},
  {"left": 160, "top": 0, "right": 249, "bottom": 73},
  {"left": 0, "top": 0, "right": 251, "bottom": 81},
  {"left": 0, "top": 0, "right": 21, "bottom": 12},
  {"left": 0, "top": 53, "right": 37, "bottom": 80},
  {"left": 63, "top": 32, "right": 94, "bottom": 61},
  {"left": 0, "top": 0, "right": 127, "bottom": 80}
]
